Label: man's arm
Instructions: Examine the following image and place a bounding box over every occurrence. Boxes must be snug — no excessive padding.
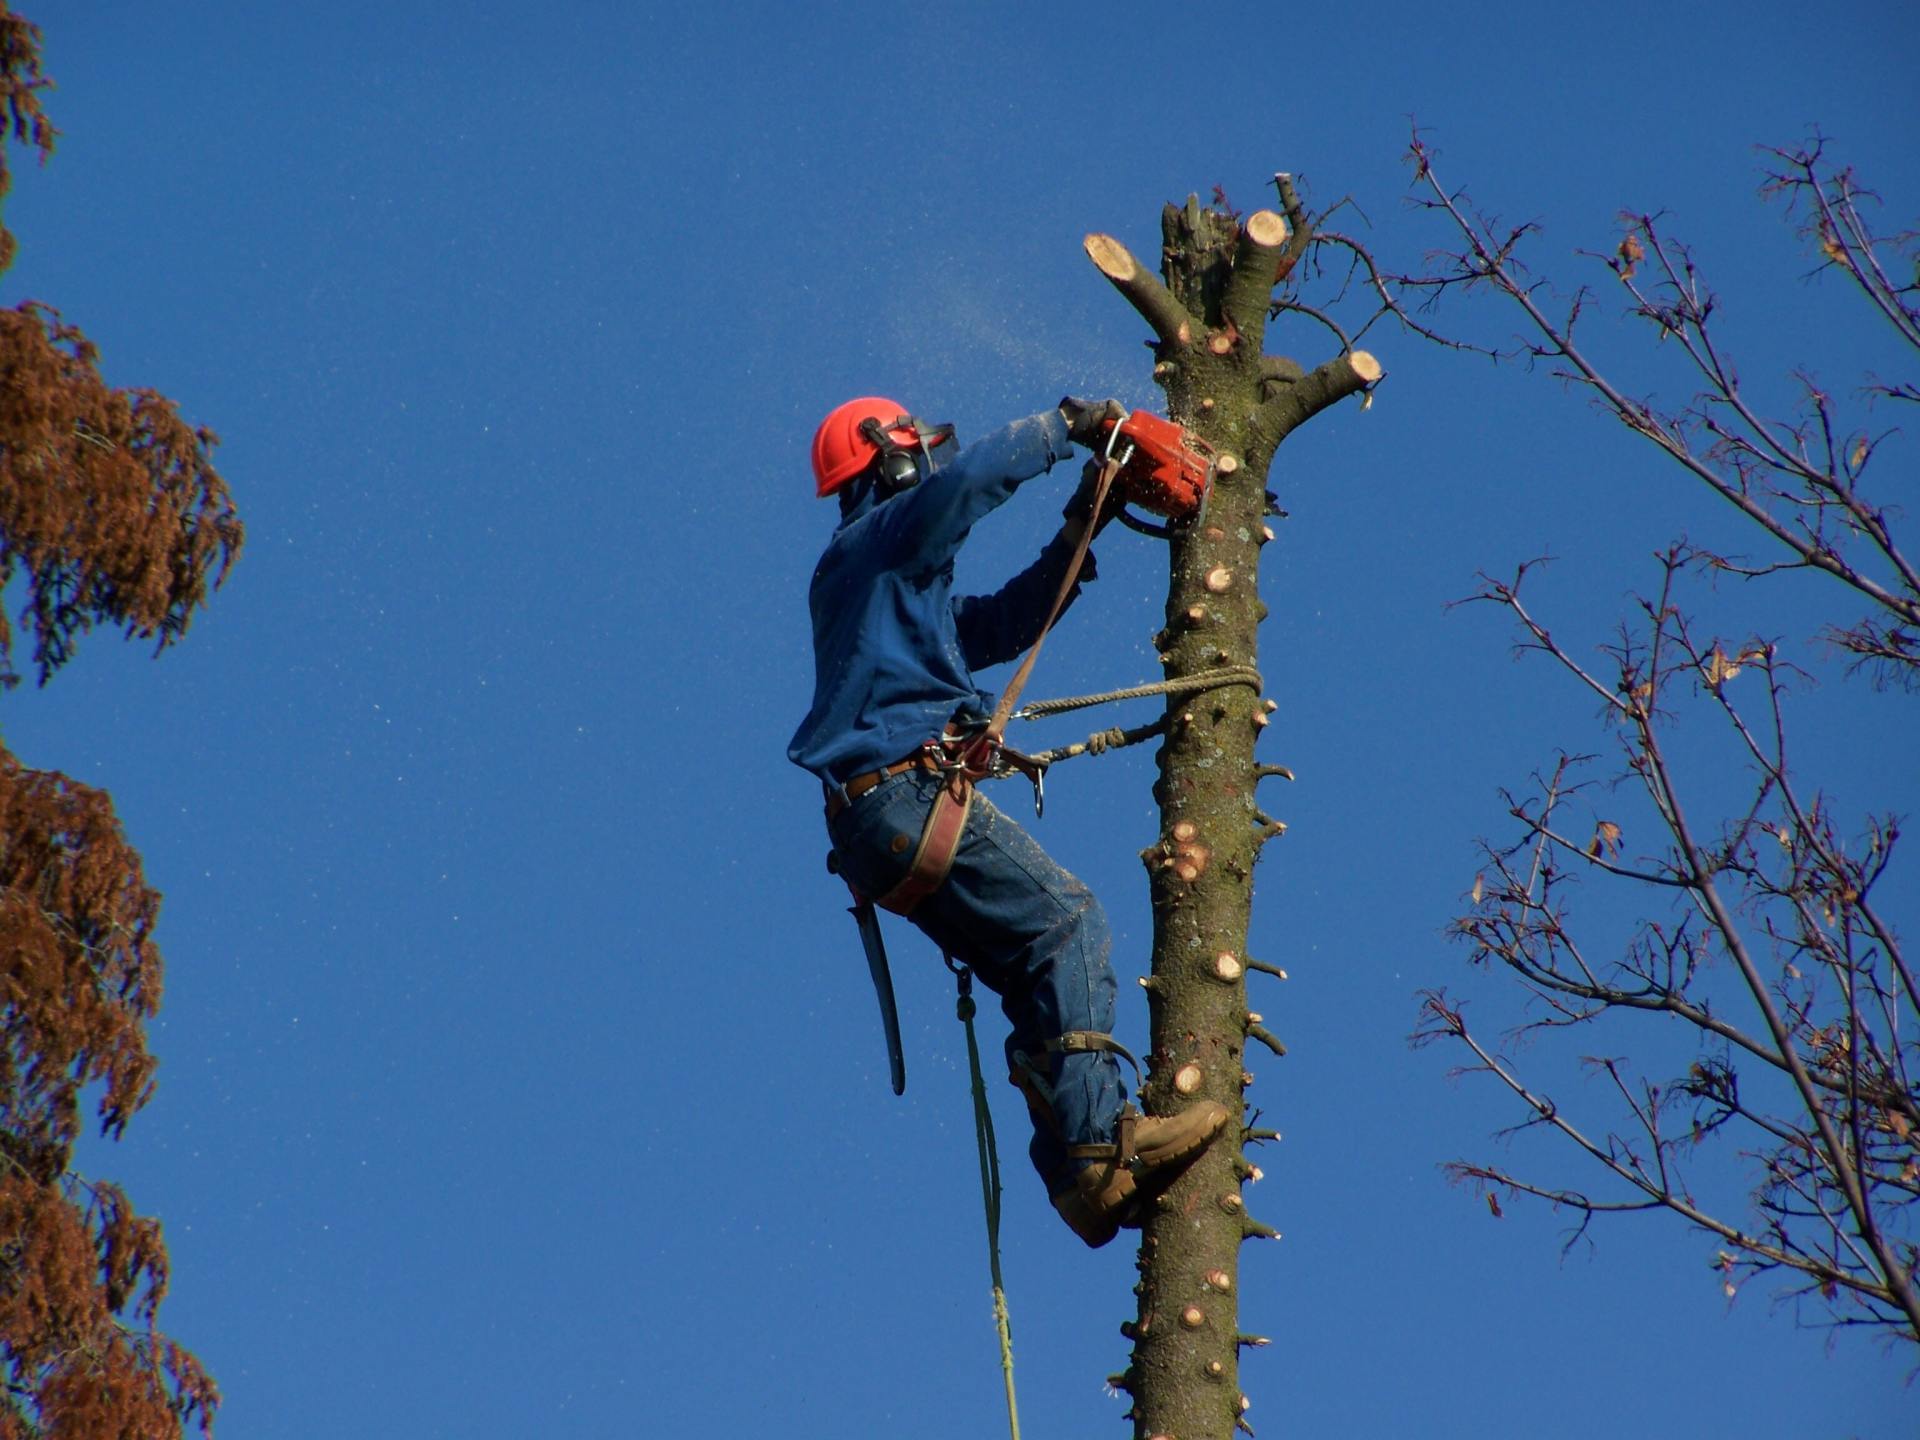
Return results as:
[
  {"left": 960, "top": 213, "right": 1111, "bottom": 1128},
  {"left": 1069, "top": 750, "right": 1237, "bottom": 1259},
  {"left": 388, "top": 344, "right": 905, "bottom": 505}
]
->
[
  {"left": 951, "top": 458, "right": 1122, "bottom": 670},
  {"left": 865, "top": 410, "right": 1077, "bottom": 576},
  {"left": 952, "top": 531, "right": 1099, "bottom": 671}
]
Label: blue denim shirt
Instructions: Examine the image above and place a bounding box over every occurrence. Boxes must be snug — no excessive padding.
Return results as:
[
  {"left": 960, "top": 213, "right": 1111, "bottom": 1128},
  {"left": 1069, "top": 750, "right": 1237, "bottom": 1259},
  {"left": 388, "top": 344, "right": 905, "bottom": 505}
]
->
[{"left": 789, "top": 409, "right": 1089, "bottom": 787}]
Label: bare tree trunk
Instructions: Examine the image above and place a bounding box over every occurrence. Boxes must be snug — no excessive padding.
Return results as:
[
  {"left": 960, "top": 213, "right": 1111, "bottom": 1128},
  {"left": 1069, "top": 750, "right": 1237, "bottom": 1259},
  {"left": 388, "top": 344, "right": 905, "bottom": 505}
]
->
[{"left": 1088, "top": 190, "right": 1378, "bottom": 1438}]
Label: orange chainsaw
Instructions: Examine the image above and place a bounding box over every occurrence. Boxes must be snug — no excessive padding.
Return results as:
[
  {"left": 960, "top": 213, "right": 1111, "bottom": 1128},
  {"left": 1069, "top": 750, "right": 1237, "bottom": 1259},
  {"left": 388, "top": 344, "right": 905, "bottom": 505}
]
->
[{"left": 1099, "top": 410, "right": 1216, "bottom": 527}]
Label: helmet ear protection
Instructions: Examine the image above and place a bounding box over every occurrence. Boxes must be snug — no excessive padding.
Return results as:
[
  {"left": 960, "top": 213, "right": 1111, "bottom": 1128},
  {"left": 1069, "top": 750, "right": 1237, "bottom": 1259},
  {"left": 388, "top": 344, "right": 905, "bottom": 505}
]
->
[
  {"left": 859, "top": 414, "right": 955, "bottom": 495},
  {"left": 811, "top": 397, "right": 956, "bottom": 498}
]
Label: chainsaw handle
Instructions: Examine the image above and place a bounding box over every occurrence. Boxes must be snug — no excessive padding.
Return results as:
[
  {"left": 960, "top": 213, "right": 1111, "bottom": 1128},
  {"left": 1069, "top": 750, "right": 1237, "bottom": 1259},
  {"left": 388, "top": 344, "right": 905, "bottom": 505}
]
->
[{"left": 1114, "top": 505, "right": 1180, "bottom": 541}]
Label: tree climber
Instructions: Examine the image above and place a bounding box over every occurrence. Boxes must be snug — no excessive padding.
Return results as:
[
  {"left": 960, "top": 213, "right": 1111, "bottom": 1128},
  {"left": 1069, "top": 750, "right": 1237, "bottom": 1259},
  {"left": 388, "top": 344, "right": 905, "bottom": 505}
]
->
[{"left": 791, "top": 396, "right": 1229, "bottom": 1248}]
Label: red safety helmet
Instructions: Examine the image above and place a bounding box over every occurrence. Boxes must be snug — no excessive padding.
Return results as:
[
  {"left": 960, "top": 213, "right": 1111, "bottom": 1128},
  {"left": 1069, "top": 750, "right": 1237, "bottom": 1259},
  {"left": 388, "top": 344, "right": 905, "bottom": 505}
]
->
[{"left": 811, "top": 396, "right": 953, "bottom": 497}]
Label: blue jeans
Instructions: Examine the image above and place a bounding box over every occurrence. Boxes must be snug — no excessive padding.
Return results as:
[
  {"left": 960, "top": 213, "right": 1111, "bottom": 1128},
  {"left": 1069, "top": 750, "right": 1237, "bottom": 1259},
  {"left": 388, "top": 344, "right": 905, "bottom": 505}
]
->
[{"left": 828, "top": 769, "right": 1124, "bottom": 1189}]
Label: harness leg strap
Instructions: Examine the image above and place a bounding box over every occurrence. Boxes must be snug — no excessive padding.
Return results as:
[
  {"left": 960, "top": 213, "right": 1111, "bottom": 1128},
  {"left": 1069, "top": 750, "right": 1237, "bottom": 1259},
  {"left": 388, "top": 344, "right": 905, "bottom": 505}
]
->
[{"left": 875, "top": 777, "right": 974, "bottom": 916}]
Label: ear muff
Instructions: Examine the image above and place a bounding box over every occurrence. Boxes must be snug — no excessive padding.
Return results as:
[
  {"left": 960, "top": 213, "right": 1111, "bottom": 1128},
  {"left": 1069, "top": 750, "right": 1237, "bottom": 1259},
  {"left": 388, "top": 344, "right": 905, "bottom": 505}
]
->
[
  {"left": 858, "top": 413, "right": 952, "bottom": 495},
  {"left": 875, "top": 447, "right": 922, "bottom": 492}
]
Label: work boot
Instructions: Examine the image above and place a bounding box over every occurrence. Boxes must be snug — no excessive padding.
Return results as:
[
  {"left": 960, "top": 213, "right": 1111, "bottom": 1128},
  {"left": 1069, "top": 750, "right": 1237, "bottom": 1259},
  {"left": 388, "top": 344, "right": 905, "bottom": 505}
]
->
[
  {"left": 1052, "top": 1101, "right": 1231, "bottom": 1249},
  {"left": 1051, "top": 1172, "right": 1129, "bottom": 1249}
]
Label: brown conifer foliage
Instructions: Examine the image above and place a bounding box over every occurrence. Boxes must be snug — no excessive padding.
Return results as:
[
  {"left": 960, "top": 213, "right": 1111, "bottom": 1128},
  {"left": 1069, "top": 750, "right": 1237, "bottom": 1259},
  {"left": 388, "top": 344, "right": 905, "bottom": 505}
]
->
[
  {"left": 0, "top": 5, "right": 240, "bottom": 689},
  {"left": 0, "top": 756, "right": 218, "bottom": 1437},
  {"left": 0, "top": 4, "right": 233, "bottom": 1433}
]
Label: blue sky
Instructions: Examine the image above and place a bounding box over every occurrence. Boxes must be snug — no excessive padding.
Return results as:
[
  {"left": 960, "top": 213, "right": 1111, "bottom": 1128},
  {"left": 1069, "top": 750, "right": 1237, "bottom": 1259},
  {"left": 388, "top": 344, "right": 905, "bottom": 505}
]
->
[{"left": 4, "top": 1, "right": 1916, "bottom": 1435}]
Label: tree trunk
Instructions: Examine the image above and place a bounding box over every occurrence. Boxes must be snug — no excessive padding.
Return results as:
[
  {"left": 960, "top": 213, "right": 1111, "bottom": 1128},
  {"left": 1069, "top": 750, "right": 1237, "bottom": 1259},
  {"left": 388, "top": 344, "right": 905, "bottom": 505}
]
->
[{"left": 1088, "top": 189, "right": 1377, "bottom": 1439}]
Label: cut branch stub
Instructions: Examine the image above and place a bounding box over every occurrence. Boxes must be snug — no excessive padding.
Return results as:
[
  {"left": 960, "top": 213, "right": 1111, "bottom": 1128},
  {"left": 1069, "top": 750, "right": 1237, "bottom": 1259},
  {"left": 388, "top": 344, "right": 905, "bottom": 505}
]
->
[
  {"left": 1220, "top": 208, "right": 1294, "bottom": 350},
  {"left": 1085, "top": 232, "right": 1197, "bottom": 346},
  {"left": 1244, "top": 209, "right": 1290, "bottom": 250},
  {"left": 1261, "top": 348, "right": 1383, "bottom": 440}
]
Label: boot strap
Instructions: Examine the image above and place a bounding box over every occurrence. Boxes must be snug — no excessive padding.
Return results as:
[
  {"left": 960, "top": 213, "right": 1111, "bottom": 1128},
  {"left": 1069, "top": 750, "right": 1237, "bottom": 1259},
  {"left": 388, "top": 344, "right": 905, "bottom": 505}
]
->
[
  {"left": 1066, "top": 1105, "right": 1143, "bottom": 1169},
  {"left": 1045, "top": 1030, "right": 1143, "bottom": 1086},
  {"left": 1014, "top": 1032, "right": 1144, "bottom": 1160}
]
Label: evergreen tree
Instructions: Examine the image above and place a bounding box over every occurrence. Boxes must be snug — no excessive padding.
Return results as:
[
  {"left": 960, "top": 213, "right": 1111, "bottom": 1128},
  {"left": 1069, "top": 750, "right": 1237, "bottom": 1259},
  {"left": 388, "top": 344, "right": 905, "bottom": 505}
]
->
[{"left": 0, "top": 6, "right": 241, "bottom": 1432}]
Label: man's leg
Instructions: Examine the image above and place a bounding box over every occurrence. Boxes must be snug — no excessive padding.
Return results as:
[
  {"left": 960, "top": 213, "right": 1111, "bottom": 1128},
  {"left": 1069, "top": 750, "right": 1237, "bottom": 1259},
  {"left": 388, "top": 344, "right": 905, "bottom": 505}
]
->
[
  {"left": 828, "top": 772, "right": 1224, "bottom": 1245},
  {"left": 828, "top": 773, "right": 1123, "bottom": 1161}
]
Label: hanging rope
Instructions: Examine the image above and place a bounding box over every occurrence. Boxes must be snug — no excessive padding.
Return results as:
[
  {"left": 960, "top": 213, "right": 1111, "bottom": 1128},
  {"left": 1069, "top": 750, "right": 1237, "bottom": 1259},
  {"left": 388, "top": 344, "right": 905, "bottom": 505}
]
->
[{"left": 946, "top": 957, "right": 1020, "bottom": 1440}]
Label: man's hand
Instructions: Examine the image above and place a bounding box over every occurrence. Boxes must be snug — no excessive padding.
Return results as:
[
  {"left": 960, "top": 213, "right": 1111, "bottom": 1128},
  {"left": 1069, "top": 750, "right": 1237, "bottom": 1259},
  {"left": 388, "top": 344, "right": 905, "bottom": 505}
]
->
[{"left": 1058, "top": 396, "right": 1126, "bottom": 448}]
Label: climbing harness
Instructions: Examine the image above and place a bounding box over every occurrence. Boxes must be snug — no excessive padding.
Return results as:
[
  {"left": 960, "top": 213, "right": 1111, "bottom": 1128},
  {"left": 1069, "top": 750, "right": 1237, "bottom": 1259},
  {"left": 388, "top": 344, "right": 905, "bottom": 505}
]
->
[{"left": 948, "top": 957, "right": 1021, "bottom": 1440}]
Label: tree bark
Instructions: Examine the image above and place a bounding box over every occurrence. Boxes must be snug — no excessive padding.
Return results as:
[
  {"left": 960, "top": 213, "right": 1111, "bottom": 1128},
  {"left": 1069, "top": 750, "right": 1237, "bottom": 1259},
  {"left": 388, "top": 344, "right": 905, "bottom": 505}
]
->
[{"left": 1088, "top": 196, "right": 1376, "bottom": 1439}]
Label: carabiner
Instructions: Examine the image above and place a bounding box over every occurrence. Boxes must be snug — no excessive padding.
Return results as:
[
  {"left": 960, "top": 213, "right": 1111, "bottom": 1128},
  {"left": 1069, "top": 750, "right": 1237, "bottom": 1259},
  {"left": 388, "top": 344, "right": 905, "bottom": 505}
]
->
[{"left": 1101, "top": 409, "right": 1136, "bottom": 470}]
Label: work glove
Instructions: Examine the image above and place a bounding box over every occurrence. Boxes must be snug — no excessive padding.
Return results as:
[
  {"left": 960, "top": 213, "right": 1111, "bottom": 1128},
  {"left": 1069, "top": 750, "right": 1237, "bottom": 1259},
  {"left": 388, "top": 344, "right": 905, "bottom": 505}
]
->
[{"left": 1058, "top": 396, "right": 1126, "bottom": 448}]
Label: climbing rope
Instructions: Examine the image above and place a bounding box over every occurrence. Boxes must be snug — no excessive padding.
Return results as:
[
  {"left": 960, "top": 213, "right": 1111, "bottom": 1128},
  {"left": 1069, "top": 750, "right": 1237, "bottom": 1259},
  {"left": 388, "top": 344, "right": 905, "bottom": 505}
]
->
[
  {"left": 946, "top": 956, "right": 1020, "bottom": 1440},
  {"left": 1014, "top": 664, "right": 1264, "bottom": 769},
  {"left": 1013, "top": 663, "right": 1263, "bottom": 721},
  {"left": 1027, "top": 718, "right": 1165, "bottom": 769}
]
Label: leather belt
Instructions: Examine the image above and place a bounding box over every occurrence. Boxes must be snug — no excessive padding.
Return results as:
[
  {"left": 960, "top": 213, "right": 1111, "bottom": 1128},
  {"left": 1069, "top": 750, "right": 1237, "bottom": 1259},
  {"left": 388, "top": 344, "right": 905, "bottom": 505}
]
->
[{"left": 825, "top": 752, "right": 933, "bottom": 823}]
